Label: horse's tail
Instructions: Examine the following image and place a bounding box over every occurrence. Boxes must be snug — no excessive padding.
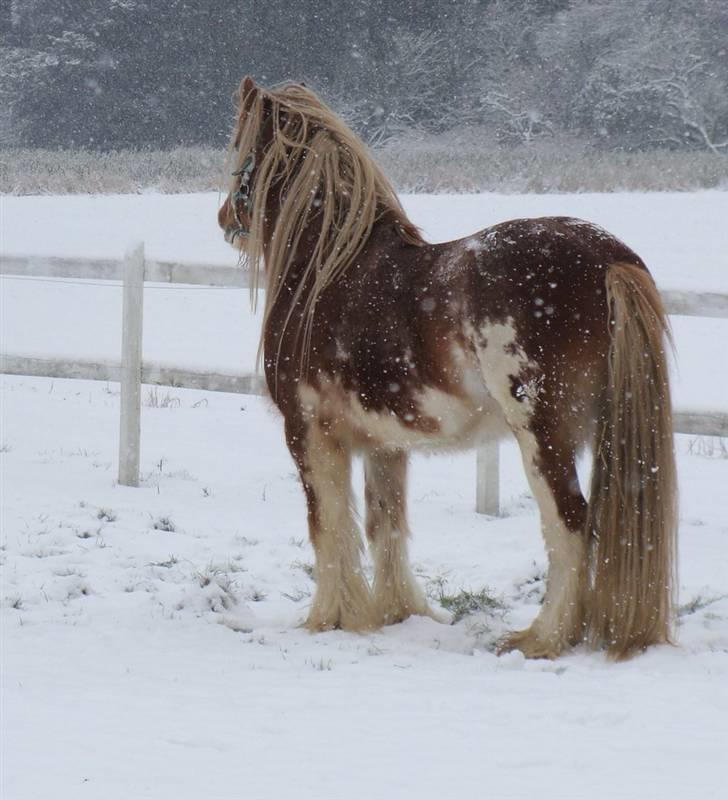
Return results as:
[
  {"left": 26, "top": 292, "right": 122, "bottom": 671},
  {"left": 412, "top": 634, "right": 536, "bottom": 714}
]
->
[{"left": 584, "top": 261, "right": 677, "bottom": 659}]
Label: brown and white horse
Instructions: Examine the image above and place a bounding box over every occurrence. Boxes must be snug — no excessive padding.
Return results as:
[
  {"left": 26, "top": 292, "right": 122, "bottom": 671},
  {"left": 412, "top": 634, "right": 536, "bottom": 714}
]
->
[{"left": 218, "top": 77, "right": 677, "bottom": 660}]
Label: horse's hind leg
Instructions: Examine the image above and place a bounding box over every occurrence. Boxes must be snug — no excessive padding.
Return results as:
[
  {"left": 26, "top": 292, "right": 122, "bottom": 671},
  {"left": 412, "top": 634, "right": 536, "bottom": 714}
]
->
[
  {"left": 286, "top": 418, "right": 376, "bottom": 632},
  {"left": 500, "top": 423, "right": 587, "bottom": 658},
  {"left": 476, "top": 324, "right": 587, "bottom": 657},
  {"left": 364, "top": 450, "right": 436, "bottom": 625}
]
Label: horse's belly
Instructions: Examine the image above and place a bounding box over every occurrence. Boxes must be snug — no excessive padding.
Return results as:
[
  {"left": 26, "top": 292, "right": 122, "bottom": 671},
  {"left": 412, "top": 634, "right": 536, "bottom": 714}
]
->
[
  {"left": 342, "top": 384, "right": 508, "bottom": 451},
  {"left": 298, "top": 346, "right": 508, "bottom": 451}
]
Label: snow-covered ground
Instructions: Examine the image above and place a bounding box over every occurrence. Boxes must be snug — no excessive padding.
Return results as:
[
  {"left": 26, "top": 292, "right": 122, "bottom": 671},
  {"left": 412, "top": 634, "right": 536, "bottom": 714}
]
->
[{"left": 2, "top": 192, "right": 727, "bottom": 799}]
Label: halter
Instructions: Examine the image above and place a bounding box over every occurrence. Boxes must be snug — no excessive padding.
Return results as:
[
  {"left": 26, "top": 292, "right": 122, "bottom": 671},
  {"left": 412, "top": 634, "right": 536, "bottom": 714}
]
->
[{"left": 230, "top": 152, "right": 255, "bottom": 239}]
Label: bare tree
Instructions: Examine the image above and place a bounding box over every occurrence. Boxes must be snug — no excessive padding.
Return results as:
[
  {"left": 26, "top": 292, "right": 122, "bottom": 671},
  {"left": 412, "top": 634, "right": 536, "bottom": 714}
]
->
[
  {"left": 337, "top": 29, "right": 463, "bottom": 144},
  {"left": 476, "top": 0, "right": 553, "bottom": 144},
  {"left": 536, "top": 0, "right": 728, "bottom": 152}
]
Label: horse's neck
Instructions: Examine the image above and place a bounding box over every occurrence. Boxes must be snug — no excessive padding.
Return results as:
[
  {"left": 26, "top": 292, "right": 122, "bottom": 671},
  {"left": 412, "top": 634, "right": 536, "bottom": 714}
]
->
[
  {"left": 263, "top": 205, "right": 401, "bottom": 294},
  {"left": 262, "top": 219, "right": 320, "bottom": 296},
  {"left": 262, "top": 211, "right": 402, "bottom": 359}
]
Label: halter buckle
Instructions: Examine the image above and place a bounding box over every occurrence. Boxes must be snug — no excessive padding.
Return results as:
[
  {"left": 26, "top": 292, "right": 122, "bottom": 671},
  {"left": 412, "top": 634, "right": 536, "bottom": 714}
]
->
[{"left": 231, "top": 152, "right": 256, "bottom": 234}]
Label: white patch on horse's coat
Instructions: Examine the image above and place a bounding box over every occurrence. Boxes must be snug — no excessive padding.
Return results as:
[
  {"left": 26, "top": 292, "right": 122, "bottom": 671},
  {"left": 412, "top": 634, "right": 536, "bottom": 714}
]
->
[
  {"left": 352, "top": 382, "right": 502, "bottom": 450},
  {"left": 298, "top": 345, "right": 506, "bottom": 452},
  {"left": 416, "top": 385, "right": 498, "bottom": 442},
  {"left": 449, "top": 340, "right": 489, "bottom": 403},
  {"left": 473, "top": 319, "right": 540, "bottom": 431}
]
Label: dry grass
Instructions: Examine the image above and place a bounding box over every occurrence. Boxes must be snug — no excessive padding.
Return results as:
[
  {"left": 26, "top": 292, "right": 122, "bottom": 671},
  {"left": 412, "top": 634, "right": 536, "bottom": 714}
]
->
[
  {"left": 376, "top": 134, "right": 728, "bottom": 193},
  {"left": 145, "top": 388, "right": 181, "bottom": 409},
  {"left": 1, "top": 147, "right": 225, "bottom": 195},
  {"left": 687, "top": 436, "right": 728, "bottom": 459},
  {"left": 3, "top": 139, "right": 727, "bottom": 195}
]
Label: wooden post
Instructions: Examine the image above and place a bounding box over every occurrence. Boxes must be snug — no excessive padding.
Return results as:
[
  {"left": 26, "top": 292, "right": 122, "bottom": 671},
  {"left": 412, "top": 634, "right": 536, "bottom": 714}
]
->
[
  {"left": 118, "top": 242, "right": 145, "bottom": 487},
  {"left": 476, "top": 442, "right": 500, "bottom": 516}
]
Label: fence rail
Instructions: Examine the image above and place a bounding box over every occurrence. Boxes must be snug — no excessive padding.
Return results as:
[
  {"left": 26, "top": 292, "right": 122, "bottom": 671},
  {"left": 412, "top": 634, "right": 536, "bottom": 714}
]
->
[
  {"left": 0, "top": 354, "right": 267, "bottom": 396},
  {"left": 2, "top": 249, "right": 727, "bottom": 514},
  {"left": 3, "top": 353, "right": 723, "bottom": 436},
  {"left": 4, "top": 252, "right": 728, "bottom": 317},
  {"left": 0, "top": 253, "right": 251, "bottom": 288}
]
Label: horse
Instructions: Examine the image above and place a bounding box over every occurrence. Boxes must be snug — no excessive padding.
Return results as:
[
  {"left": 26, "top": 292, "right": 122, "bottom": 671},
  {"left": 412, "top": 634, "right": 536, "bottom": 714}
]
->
[{"left": 218, "top": 77, "right": 677, "bottom": 660}]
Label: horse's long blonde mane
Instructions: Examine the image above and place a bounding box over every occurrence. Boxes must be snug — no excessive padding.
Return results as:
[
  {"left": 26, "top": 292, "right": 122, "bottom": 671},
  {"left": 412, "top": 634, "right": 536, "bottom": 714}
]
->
[{"left": 230, "top": 82, "right": 424, "bottom": 373}]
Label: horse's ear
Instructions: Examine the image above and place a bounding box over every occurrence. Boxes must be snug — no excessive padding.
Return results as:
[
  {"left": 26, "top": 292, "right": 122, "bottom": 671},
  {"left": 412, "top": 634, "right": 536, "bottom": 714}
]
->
[
  {"left": 239, "top": 75, "right": 258, "bottom": 108},
  {"left": 233, "top": 76, "right": 260, "bottom": 148}
]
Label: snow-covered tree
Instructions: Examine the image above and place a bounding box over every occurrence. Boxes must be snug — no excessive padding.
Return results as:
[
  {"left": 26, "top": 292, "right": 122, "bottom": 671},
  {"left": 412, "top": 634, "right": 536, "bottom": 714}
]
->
[
  {"left": 536, "top": 0, "right": 728, "bottom": 152},
  {"left": 0, "top": 0, "right": 725, "bottom": 153}
]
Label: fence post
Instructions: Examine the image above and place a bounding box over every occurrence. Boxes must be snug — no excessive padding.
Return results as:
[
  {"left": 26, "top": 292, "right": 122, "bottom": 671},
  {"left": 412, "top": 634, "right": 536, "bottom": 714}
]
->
[
  {"left": 476, "top": 442, "right": 500, "bottom": 515},
  {"left": 118, "top": 242, "right": 145, "bottom": 487}
]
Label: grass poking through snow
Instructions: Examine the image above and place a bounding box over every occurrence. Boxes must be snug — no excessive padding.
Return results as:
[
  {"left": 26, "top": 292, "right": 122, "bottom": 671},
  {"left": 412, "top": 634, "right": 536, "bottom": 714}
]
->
[{"left": 427, "top": 577, "right": 507, "bottom": 623}]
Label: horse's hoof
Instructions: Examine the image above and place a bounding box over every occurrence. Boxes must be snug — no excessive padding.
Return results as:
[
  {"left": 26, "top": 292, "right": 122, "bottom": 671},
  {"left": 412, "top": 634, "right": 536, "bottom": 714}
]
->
[
  {"left": 496, "top": 628, "right": 564, "bottom": 660},
  {"left": 426, "top": 604, "right": 452, "bottom": 625},
  {"left": 303, "top": 606, "right": 378, "bottom": 633},
  {"left": 378, "top": 602, "right": 449, "bottom": 626}
]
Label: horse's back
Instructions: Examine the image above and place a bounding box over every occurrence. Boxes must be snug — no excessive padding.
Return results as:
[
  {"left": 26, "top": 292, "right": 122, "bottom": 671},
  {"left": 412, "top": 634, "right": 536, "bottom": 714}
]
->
[
  {"left": 457, "top": 215, "right": 645, "bottom": 303},
  {"left": 453, "top": 215, "right": 646, "bottom": 358}
]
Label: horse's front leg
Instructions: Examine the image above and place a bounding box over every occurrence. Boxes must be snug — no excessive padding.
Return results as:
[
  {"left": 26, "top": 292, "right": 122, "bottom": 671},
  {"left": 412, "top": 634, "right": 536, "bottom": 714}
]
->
[
  {"left": 364, "top": 449, "right": 438, "bottom": 625},
  {"left": 286, "top": 417, "right": 376, "bottom": 632}
]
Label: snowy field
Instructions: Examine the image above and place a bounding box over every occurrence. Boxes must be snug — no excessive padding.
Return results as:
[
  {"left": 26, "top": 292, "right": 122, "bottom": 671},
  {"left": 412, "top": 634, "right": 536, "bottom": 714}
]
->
[{"left": 2, "top": 192, "right": 728, "bottom": 799}]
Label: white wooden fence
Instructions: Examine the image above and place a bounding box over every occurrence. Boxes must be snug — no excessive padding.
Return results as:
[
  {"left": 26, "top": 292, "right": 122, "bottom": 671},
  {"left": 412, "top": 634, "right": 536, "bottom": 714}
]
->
[{"left": 2, "top": 246, "right": 728, "bottom": 514}]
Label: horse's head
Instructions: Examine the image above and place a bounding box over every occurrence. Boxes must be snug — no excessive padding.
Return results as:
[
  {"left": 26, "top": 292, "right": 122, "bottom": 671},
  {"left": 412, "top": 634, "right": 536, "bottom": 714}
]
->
[
  {"left": 218, "top": 76, "right": 271, "bottom": 248},
  {"left": 218, "top": 148, "right": 255, "bottom": 246}
]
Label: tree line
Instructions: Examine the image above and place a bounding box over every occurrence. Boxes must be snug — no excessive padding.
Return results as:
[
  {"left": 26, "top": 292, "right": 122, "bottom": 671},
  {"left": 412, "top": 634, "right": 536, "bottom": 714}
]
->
[{"left": 1, "top": 0, "right": 726, "bottom": 154}]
